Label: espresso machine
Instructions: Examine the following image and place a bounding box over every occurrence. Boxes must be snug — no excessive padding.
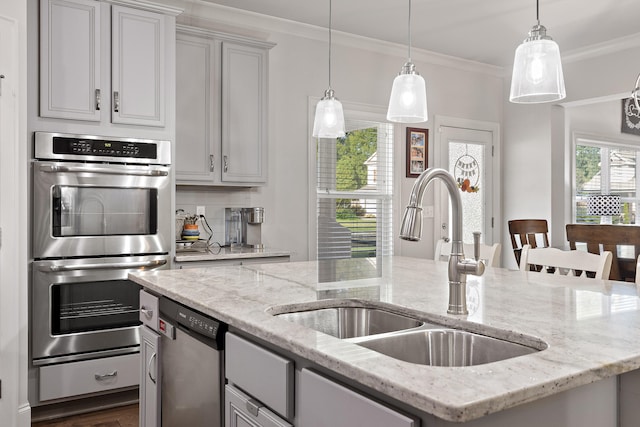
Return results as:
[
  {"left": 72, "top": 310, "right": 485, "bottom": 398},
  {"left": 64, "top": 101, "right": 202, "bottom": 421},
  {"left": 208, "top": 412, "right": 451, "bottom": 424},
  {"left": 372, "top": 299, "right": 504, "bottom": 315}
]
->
[{"left": 225, "top": 207, "right": 264, "bottom": 248}]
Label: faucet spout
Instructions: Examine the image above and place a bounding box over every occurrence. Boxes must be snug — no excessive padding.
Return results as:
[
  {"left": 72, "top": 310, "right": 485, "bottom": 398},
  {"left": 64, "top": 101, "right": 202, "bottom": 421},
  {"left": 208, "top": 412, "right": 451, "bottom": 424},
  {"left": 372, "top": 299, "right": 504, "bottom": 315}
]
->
[{"left": 399, "top": 168, "right": 485, "bottom": 315}]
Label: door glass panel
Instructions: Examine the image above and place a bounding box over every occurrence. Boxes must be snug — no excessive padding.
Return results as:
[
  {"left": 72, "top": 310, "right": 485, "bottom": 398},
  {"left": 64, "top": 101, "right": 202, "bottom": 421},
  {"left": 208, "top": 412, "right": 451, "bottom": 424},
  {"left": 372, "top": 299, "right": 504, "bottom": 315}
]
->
[
  {"left": 51, "top": 280, "right": 141, "bottom": 335},
  {"left": 52, "top": 186, "right": 158, "bottom": 237},
  {"left": 448, "top": 142, "right": 486, "bottom": 243}
]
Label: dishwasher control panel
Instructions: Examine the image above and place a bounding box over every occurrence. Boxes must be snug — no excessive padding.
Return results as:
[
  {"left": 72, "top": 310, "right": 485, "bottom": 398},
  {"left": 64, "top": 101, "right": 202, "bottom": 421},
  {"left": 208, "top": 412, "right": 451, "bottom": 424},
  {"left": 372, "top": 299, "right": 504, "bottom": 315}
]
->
[{"left": 176, "top": 307, "right": 220, "bottom": 339}]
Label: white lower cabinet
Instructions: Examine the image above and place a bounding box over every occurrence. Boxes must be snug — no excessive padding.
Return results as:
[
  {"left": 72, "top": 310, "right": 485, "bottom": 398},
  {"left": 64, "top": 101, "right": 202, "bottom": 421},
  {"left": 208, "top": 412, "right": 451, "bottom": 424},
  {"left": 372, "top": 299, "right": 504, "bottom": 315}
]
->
[
  {"left": 139, "top": 326, "right": 161, "bottom": 427},
  {"left": 39, "top": 353, "right": 139, "bottom": 401},
  {"left": 225, "top": 385, "right": 292, "bottom": 427},
  {"left": 299, "top": 369, "right": 418, "bottom": 427}
]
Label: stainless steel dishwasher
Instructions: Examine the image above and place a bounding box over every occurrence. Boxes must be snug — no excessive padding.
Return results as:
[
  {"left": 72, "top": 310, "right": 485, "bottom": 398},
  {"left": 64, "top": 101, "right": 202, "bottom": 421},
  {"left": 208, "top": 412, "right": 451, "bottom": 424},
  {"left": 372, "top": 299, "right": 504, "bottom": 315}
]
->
[{"left": 159, "top": 296, "right": 226, "bottom": 427}]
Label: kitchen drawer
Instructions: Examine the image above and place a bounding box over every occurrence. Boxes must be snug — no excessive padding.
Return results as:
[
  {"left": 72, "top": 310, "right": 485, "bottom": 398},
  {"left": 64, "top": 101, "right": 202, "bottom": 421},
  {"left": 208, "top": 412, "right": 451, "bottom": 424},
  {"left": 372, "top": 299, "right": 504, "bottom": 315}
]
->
[
  {"left": 39, "top": 353, "right": 139, "bottom": 401},
  {"left": 225, "top": 332, "right": 294, "bottom": 419},
  {"left": 225, "top": 384, "right": 292, "bottom": 427},
  {"left": 140, "top": 289, "right": 159, "bottom": 330},
  {"left": 299, "top": 369, "right": 418, "bottom": 427}
]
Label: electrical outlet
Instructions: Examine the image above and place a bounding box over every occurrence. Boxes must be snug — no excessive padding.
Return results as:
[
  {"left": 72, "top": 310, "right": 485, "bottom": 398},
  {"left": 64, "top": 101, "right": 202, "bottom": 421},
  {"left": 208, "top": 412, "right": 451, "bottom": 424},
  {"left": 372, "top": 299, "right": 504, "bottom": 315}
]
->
[
  {"left": 423, "top": 205, "right": 434, "bottom": 218},
  {"left": 196, "top": 206, "right": 206, "bottom": 216}
]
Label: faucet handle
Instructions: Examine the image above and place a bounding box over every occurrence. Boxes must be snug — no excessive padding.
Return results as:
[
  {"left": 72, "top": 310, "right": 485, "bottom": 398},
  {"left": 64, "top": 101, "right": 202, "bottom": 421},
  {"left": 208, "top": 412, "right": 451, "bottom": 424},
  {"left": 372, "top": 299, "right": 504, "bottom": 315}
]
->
[{"left": 472, "top": 231, "right": 481, "bottom": 261}]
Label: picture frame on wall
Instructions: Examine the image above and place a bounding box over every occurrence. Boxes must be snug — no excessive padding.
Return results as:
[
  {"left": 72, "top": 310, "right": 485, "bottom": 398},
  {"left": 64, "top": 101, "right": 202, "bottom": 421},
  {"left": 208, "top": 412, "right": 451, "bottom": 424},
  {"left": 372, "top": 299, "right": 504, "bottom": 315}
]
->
[
  {"left": 621, "top": 97, "right": 640, "bottom": 136},
  {"left": 406, "top": 127, "right": 428, "bottom": 178}
]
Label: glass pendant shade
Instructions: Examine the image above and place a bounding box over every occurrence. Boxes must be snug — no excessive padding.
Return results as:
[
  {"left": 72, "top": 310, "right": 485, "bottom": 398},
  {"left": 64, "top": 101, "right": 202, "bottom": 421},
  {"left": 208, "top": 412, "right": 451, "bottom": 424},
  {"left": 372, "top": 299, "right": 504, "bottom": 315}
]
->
[
  {"left": 510, "top": 25, "right": 566, "bottom": 103},
  {"left": 312, "top": 89, "right": 345, "bottom": 138},
  {"left": 387, "top": 65, "right": 428, "bottom": 123}
]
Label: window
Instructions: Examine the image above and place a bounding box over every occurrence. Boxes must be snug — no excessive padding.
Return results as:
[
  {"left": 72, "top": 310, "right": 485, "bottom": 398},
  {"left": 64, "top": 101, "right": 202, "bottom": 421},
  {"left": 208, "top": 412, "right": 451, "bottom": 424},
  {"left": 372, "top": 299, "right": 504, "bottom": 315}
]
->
[
  {"left": 573, "top": 135, "right": 638, "bottom": 224},
  {"left": 316, "top": 117, "right": 394, "bottom": 260}
]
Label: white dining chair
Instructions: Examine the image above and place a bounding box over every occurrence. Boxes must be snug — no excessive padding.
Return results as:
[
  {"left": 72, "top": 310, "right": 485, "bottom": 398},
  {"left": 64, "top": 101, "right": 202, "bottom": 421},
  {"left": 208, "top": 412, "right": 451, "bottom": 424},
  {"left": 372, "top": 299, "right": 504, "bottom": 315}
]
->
[
  {"left": 519, "top": 245, "right": 612, "bottom": 279},
  {"left": 434, "top": 239, "right": 502, "bottom": 268}
]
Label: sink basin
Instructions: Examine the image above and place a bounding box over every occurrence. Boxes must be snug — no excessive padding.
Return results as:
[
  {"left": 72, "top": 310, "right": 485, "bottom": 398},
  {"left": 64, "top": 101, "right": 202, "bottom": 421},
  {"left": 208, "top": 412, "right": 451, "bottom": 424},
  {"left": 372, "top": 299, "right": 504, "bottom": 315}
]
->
[
  {"left": 356, "top": 328, "right": 539, "bottom": 367},
  {"left": 271, "top": 300, "right": 546, "bottom": 366},
  {"left": 275, "top": 307, "right": 424, "bottom": 338}
]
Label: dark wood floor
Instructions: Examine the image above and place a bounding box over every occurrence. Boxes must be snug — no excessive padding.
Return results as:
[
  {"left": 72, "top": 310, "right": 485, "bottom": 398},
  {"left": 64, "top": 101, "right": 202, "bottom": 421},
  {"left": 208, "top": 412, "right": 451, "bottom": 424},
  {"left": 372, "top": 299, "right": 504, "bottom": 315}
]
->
[{"left": 32, "top": 404, "right": 138, "bottom": 427}]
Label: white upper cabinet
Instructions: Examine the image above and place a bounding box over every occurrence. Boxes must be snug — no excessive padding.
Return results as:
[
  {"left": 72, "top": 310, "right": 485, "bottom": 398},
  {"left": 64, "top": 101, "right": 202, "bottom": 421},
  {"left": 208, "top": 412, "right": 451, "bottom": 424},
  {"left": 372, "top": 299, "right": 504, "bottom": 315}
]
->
[
  {"left": 175, "top": 31, "right": 220, "bottom": 183},
  {"left": 40, "top": 0, "right": 168, "bottom": 127},
  {"left": 111, "top": 6, "right": 165, "bottom": 127},
  {"left": 175, "top": 26, "right": 274, "bottom": 186},
  {"left": 40, "top": 0, "right": 101, "bottom": 121},
  {"left": 221, "top": 42, "right": 268, "bottom": 183}
]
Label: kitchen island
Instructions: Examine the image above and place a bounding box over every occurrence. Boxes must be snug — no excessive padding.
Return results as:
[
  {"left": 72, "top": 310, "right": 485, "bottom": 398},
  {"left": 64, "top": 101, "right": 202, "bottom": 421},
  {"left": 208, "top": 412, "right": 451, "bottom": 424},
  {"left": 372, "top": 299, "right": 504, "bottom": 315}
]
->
[{"left": 130, "top": 256, "right": 640, "bottom": 426}]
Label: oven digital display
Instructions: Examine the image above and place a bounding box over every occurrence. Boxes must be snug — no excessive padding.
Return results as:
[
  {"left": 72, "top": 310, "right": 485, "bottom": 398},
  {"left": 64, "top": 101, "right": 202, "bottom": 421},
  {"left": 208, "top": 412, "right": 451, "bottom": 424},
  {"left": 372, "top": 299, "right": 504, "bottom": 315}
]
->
[{"left": 52, "top": 136, "right": 158, "bottom": 159}]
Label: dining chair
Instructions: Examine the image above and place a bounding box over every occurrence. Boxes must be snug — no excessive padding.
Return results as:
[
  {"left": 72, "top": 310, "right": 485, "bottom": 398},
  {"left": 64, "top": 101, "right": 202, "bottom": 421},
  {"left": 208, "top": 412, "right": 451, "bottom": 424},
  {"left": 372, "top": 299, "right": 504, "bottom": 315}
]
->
[
  {"left": 434, "top": 239, "right": 502, "bottom": 268},
  {"left": 508, "top": 219, "right": 550, "bottom": 267},
  {"left": 519, "top": 245, "right": 612, "bottom": 279}
]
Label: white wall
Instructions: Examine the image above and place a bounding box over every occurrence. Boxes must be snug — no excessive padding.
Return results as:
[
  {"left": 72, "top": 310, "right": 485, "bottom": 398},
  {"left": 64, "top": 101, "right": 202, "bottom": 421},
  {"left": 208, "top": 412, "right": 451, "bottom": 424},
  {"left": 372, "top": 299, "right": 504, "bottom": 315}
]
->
[
  {"left": 502, "top": 45, "right": 640, "bottom": 269},
  {"left": 176, "top": 4, "right": 504, "bottom": 262}
]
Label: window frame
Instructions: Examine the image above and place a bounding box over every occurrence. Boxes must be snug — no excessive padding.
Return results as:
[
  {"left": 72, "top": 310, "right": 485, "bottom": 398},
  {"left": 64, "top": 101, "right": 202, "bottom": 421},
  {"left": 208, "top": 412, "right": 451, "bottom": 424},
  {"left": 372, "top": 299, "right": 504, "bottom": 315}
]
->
[
  {"left": 307, "top": 98, "right": 400, "bottom": 260},
  {"left": 572, "top": 132, "right": 640, "bottom": 224}
]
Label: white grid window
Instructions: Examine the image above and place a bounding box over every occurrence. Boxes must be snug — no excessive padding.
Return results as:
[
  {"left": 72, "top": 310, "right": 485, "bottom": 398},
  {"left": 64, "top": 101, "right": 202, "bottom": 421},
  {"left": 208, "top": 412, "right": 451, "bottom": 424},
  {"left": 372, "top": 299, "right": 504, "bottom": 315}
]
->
[{"left": 316, "top": 118, "right": 394, "bottom": 259}]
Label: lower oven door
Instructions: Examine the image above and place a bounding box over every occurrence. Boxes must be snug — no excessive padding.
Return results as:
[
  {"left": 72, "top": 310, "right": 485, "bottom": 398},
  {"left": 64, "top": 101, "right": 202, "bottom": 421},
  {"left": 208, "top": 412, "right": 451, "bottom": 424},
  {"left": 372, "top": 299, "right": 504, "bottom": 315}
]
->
[{"left": 31, "top": 254, "right": 170, "bottom": 365}]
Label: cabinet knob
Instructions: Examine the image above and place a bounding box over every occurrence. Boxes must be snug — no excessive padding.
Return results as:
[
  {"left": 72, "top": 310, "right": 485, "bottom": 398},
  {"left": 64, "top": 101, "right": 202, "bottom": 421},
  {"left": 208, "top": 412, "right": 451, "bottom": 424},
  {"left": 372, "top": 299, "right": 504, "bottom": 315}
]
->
[{"left": 141, "top": 307, "right": 154, "bottom": 319}]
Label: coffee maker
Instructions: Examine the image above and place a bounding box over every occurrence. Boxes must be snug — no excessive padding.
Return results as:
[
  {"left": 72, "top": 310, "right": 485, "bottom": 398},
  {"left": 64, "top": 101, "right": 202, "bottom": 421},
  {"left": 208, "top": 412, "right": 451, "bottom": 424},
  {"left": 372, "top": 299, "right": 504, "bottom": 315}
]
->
[{"left": 225, "top": 207, "right": 264, "bottom": 248}]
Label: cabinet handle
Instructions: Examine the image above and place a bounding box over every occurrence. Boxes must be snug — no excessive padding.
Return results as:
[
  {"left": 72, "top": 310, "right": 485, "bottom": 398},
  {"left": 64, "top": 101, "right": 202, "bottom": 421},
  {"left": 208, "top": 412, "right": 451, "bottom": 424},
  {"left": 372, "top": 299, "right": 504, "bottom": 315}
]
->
[
  {"left": 0, "top": 74, "right": 5, "bottom": 96},
  {"left": 95, "top": 89, "right": 101, "bottom": 110},
  {"left": 113, "top": 91, "right": 120, "bottom": 112},
  {"left": 140, "top": 307, "right": 153, "bottom": 319},
  {"left": 148, "top": 353, "right": 157, "bottom": 384},
  {"left": 95, "top": 370, "right": 118, "bottom": 381},
  {"left": 224, "top": 155, "right": 228, "bottom": 173},
  {"left": 210, "top": 154, "right": 215, "bottom": 172}
]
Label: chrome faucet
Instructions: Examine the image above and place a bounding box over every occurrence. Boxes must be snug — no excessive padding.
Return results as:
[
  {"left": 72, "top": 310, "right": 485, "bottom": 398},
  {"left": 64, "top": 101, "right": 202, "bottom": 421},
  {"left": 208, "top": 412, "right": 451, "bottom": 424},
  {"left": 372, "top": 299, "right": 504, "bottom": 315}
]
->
[{"left": 399, "top": 168, "right": 485, "bottom": 315}]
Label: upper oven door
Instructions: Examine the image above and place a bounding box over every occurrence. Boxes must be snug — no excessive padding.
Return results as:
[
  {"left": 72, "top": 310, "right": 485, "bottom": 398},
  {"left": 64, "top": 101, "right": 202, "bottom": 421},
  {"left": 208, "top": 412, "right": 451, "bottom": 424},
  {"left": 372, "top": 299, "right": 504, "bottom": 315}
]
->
[{"left": 33, "top": 161, "right": 172, "bottom": 259}]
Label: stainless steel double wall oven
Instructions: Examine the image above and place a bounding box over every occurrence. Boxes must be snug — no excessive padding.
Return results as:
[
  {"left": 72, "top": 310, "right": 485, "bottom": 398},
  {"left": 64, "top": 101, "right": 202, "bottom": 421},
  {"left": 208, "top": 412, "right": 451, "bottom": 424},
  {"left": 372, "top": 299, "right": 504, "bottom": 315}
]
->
[{"left": 32, "top": 132, "right": 172, "bottom": 366}]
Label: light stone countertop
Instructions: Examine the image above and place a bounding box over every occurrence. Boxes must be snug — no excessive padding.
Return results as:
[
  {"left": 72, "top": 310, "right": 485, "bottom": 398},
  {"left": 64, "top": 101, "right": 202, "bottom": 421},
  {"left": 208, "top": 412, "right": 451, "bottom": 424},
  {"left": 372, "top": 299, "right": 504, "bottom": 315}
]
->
[
  {"left": 174, "top": 245, "right": 291, "bottom": 262},
  {"left": 129, "top": 256, "right": 640, "bottom": 422}
]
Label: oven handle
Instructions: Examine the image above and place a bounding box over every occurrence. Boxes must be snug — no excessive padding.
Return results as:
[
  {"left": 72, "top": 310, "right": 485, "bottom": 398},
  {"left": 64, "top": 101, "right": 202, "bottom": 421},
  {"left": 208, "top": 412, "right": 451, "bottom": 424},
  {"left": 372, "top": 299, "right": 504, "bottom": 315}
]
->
[
  {"left": 40, "top": 259, "right": 168, "bottom": 272},
  {"left": 39, "top": 163, "right": 169, "bottom": 177}
]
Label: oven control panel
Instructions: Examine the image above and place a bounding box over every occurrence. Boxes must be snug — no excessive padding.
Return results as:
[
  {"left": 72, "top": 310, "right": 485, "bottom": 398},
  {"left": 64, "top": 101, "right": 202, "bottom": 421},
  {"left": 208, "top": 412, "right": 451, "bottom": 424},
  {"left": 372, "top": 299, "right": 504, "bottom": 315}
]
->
[{"left": 53, "top": 137, "right": 156, "bottom": 159}]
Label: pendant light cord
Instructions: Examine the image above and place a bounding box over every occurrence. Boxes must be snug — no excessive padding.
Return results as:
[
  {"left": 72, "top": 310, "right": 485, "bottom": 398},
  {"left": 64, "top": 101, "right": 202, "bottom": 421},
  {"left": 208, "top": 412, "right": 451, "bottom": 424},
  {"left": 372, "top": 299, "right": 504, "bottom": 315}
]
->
[
  {"left": 536, "top": 0, "right": 540, "bottom": 26},
  {"left": 328, "top": 0, "right": 333, "bottom": 90},
  {"left": 407, "top": 0, "right": 412, "bottom": 62}
]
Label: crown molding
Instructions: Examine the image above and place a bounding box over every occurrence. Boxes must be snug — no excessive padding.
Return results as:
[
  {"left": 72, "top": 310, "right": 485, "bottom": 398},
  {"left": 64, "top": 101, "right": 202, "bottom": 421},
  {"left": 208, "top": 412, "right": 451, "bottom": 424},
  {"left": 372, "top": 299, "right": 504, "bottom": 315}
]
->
[
  {"left": 562, "top": 33, "right": 640, "bottom": 64},
  {"left": 182, "top": 1, "right": 504, "bottom": 77},
  {"left": 108, "top": 0, "right": 184, "bottom": 16}
]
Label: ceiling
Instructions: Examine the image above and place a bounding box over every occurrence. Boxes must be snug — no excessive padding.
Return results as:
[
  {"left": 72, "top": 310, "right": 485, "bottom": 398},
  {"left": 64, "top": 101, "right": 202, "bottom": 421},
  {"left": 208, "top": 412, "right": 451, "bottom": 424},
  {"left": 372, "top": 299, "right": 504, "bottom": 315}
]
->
[{"left": 199, "top": 0, "right": 640, "bottom": 67}]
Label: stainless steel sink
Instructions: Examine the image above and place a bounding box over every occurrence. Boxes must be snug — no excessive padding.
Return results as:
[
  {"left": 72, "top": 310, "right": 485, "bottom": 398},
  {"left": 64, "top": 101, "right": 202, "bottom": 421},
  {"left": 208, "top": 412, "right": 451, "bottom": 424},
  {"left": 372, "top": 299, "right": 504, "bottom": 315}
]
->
[
  {"left": 271, "top": 301, "right": 545, "bottom": 366},
  {"left": 356, "top": 328, "right": 539, "bottom": 367},
  {"left": 275, "top": 307, "right": 424, "bottom": 338}
]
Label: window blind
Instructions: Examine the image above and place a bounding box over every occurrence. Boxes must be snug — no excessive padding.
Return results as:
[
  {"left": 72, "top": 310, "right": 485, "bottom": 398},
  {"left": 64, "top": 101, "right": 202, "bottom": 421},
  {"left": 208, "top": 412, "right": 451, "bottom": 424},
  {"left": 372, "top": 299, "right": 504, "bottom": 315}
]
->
[{"left": 316, "top": 118, "right": 394, "bottom": 260}]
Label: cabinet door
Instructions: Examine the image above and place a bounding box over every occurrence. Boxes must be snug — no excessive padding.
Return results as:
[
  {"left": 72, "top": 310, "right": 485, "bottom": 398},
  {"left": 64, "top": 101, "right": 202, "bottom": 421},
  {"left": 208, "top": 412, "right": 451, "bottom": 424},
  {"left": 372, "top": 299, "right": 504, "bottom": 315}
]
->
[
  {"left": 221, "top": 42, "right": 268, "bottom": 183},
  {"left": 40, "top": 0, "right": 101, "bottom": 121},
  {"left": 225, "top": 384, "right": 292, "bottom": 427},
  {"left": 175, "top": 32, "right": 220, "bottom": 184},
  {"left": 140, "top": 327, "right": 161, "bottom": 427},
  {"left": 111, "top": 5, "right": 165, "bottom": 127}
]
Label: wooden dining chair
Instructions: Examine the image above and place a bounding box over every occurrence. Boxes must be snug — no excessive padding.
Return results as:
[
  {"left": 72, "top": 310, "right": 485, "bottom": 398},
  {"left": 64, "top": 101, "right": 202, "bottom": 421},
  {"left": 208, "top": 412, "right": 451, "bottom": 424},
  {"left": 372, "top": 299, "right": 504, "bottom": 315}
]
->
[
  {"left": 519, "top": 245, "right": 612, "bottom": 279},
  {"left": 508, "top": 219, "right": 550, "bottom": 267},
  {"left": 434, "top": 239, "right": 501, "bottom": 267}
]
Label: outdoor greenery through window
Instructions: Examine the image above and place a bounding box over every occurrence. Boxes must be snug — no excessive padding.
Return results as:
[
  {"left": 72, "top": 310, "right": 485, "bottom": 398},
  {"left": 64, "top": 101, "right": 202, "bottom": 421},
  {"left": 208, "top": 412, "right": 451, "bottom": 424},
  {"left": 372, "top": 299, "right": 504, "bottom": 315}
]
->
[
  {"left": 317, "top": 118, "right": 393, "bottom": 259},
  {"left": 574, "top": 136, "right": 638, "bottom": 224}
]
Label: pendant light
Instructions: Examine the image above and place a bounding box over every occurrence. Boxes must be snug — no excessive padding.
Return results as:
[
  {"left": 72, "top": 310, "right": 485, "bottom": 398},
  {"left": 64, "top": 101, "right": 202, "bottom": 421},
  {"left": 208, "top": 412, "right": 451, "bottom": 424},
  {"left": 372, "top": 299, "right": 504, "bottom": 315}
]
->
[
  {"left": 312, "top": 0, "right": 345, "bottom": 138},
  {"left": 509, "top": 0, "right": 566, "bottom": 103},
  {"left": 387, "top": 0, "right": 427, "bottom": 123}
]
